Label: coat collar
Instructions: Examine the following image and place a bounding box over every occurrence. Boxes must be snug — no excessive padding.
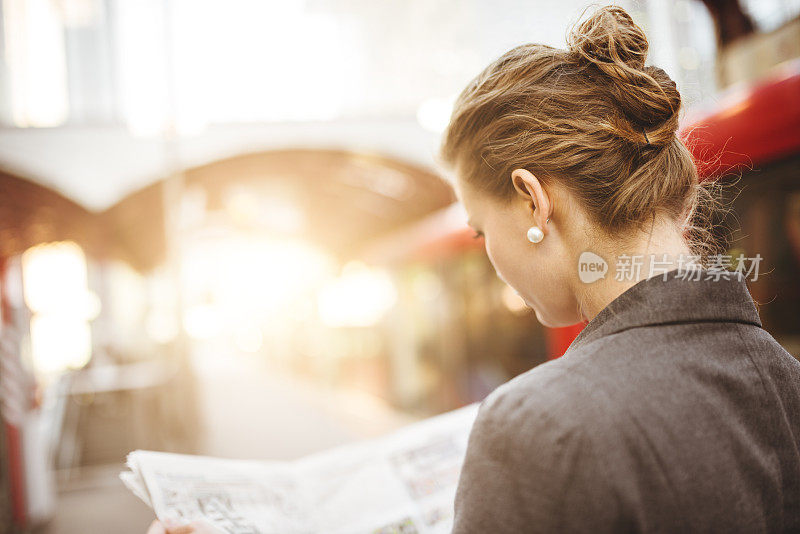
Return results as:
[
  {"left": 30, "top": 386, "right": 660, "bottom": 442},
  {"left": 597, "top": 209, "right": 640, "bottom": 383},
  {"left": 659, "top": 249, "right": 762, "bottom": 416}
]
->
[{"left": 566, "top": 267, "right": 763, "bottom": 353}]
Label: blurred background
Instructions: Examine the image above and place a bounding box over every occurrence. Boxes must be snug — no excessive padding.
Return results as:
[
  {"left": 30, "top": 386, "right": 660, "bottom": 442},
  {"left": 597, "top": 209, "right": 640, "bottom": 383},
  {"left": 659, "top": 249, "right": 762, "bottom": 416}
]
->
[{"left": 0, "top": 0, "right": 797, "bottom": 532}]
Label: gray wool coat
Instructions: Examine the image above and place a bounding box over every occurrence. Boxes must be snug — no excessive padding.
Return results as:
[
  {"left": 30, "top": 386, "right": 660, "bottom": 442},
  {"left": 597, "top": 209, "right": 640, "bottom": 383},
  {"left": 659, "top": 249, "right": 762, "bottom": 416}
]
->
[{"left": 451, "top": 268, "right": 800, "bottom": 533}]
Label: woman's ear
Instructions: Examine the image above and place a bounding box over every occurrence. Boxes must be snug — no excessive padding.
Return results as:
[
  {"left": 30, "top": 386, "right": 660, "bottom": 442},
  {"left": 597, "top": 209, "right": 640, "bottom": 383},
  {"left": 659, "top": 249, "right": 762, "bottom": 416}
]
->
[{"left": 511, "top": 168, "right": 552, "bottom": 232}]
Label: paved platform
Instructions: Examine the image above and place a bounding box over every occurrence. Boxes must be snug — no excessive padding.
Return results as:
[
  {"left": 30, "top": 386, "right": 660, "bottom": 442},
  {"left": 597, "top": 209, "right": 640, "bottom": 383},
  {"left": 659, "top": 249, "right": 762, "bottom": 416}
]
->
[{"left": 34, "top": 352, "right": 416, "bottom": 534}]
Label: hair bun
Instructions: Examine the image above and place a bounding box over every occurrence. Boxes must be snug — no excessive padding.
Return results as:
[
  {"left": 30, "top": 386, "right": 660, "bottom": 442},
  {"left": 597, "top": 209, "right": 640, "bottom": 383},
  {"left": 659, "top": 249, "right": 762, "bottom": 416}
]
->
[
  {"left": 566, "top": 5, "right": 681, "bottom": 145},
  {"left": 567, "top": 5, "right": 648, "bottom": 72}
]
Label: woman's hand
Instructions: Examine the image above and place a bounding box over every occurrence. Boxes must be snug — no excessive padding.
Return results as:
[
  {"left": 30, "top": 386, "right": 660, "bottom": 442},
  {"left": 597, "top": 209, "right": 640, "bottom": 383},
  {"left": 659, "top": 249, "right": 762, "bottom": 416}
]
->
[{"left": 146, "top": 519, "right": 224, "bottom": 534}]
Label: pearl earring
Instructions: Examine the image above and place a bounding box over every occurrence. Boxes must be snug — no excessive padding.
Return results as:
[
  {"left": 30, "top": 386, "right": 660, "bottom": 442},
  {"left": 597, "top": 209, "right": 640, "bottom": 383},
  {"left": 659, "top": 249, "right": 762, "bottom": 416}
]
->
[
  {"left": 527, "top": 217, "right": 550, "bottom": 243},
  {"left": 527, "top": 226, "right": 544, "bottom": 243}
]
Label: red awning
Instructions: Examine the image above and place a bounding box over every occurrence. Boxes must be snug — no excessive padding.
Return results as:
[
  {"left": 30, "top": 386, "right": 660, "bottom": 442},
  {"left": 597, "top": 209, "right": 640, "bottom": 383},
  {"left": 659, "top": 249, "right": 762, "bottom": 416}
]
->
[{"left": 681, "top": 58, "right": 800, "bottom": 179}]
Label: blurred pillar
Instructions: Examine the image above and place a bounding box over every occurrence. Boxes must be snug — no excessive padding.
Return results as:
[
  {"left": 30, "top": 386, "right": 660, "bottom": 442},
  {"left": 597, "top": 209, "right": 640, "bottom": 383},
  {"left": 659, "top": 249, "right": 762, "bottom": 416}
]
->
[
  {"left": 156, "top": 0, "right": 201, "bottom": 452},
  {"left": 699, "top": 0, "right": 755, "bottom": 47},
  {"left": 0, "top": 257, "right": 27, "bottom": 530},
  {"left": 160, "top": 132, "right": 201, "bottom": 452}
]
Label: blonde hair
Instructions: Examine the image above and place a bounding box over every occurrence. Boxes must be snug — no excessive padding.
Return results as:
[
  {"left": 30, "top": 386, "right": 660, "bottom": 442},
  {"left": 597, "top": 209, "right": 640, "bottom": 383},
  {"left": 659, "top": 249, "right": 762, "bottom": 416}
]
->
[{"left": 439, "top": 4, "right": 722, "bottom": 260}]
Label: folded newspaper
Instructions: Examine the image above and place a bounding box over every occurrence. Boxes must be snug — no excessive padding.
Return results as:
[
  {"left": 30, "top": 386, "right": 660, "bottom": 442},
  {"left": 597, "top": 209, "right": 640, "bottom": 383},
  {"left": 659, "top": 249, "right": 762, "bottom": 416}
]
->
[{"left": 120, "top": 402, "right": 479, "bottom": 534}]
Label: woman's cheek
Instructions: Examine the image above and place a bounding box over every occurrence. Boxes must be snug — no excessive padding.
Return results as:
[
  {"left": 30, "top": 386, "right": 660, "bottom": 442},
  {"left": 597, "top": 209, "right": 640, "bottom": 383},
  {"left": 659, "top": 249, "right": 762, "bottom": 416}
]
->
[
  {"left": 484, "top": 238, "right": 505, "bottom": 280},
  {"left": 481, "top": 236, "right": 497, "bottom": 269},
  {"left": 486, "top": 238, "right": 518, "bottom": 289}
]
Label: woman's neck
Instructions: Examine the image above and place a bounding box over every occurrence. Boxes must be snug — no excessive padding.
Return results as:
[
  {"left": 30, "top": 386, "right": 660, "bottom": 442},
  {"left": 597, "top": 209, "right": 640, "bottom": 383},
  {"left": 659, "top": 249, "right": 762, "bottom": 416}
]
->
[{"left": 575, "top": 225, "right": 693, "bottom": 322}]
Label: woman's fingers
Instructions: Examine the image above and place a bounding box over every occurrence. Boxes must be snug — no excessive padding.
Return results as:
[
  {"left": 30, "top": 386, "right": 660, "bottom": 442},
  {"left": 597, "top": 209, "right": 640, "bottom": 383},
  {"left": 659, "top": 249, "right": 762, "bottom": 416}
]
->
[
  {"left": 145, "top": 519, "right": 197, "bottom": 534},
  {"left": 166, "top": 525, "right": 196, "bottom": 534},
  {"left": 146, "top": 518, "right": 225, "bottom": 534},
  {"left": 185, "top": 520, "right": 226, "bottom": 534},
  {"left": 162, "top": 519, "right": 198, "bottom": 534}
]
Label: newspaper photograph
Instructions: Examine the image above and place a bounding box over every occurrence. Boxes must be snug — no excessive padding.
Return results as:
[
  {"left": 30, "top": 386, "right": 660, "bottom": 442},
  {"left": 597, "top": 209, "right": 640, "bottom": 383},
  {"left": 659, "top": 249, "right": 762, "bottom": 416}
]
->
[{"left": 120, "top": 403, "right": 479, "bottom": 534}]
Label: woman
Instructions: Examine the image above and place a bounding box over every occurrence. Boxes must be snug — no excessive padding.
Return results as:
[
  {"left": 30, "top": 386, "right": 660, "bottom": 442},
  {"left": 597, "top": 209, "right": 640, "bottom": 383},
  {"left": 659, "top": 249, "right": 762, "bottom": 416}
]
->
[
  {"left": 441, "top": 5, "right": 800, "bottom": 533},
  {"left": 149, "top": 4, "right": 800, "bottom": 533}
]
